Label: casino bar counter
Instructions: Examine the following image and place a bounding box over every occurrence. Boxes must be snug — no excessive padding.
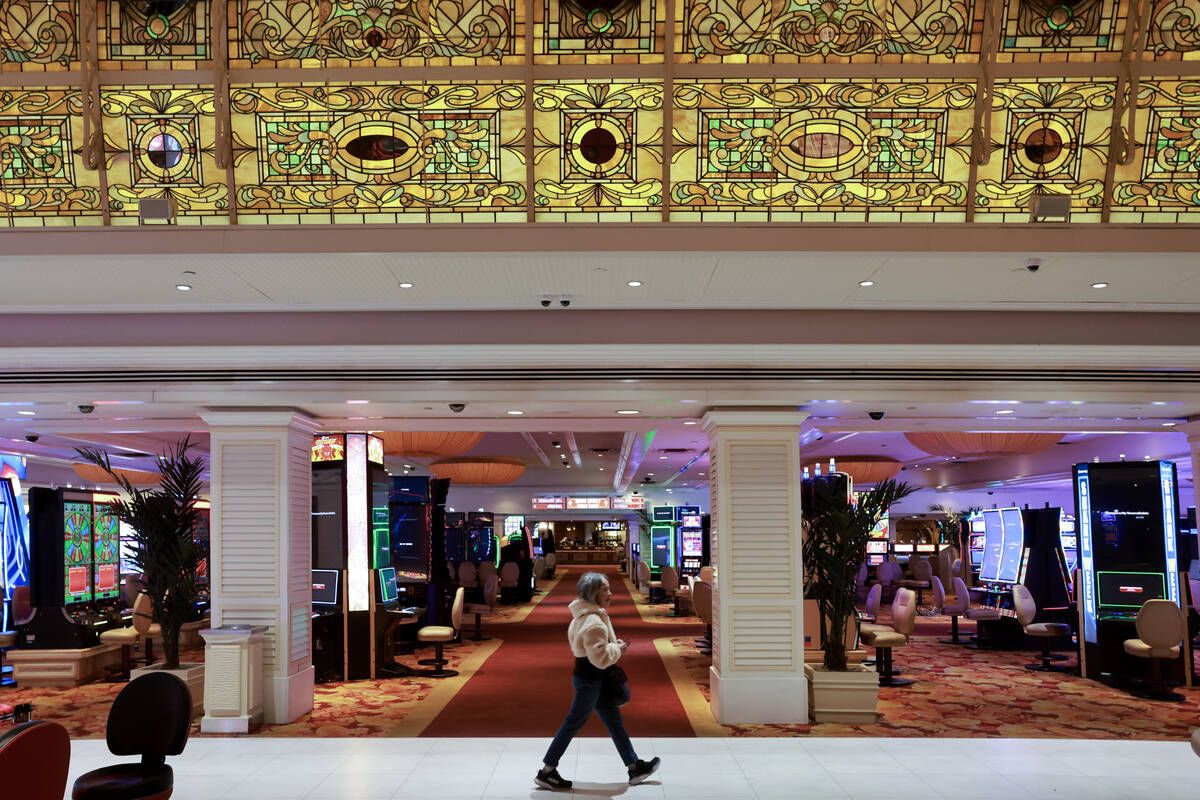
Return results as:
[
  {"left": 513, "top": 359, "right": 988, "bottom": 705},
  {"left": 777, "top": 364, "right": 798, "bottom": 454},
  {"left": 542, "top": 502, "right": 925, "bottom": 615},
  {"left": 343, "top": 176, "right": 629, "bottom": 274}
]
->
[{"left": 553, "top": 547, "right": 624, "bottom": 565}]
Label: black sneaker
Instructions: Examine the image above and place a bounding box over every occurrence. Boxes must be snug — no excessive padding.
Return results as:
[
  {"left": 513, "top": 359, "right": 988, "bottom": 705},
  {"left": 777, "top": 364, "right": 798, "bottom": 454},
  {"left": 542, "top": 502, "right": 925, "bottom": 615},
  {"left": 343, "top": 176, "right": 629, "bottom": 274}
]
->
[
  {"left": 535, "top": 767, "right": 572, "bottom": 792},
  {"left": 627, "top": 757, "right": 661, "bottom": 785}
]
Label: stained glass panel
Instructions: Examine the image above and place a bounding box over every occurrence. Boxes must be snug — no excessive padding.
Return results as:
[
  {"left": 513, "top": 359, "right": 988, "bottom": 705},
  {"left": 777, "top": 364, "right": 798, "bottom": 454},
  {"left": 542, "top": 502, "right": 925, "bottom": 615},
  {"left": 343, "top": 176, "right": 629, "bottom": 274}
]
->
[
  {"left": 0, "top": 88, "right": 104, "bottom": 226},
  {"left": 533, "top": 80, "right": 663, "bottom": 220},
  {"left": 974, "top": 79, "right": 1114, "bottom": 221},
  {"left": 676, "top": 0, "right": 982, "bottom": 63},
  {"left": 995, "top": 0, "right": 1125, "bottom": 62},
  {"left": 1147, "top": 0, "right": 1200, "bottom": 61},
  {"left": 0, "top": 0, "right": 77, "bottom": 72},
  {"left": 98, "top": 86, "right": 226, "bottom": 223},
  {"left": 99, "top": 0, "right": 211, "bottom": 69},
  {"left": 672, "top": 79, "right": 974, "bottom": 221},
  {"left": 231, "top": 0, "right": 523, "bottom": 68},
  {"left": 1110, "top": 79, "right": 1200, "bottom": 221},
  {"left": 231, "top": 81, "right": 527, "bottom": 223},
  {"left": 535, "top": 0, "right": 665, "bottom": 63}
]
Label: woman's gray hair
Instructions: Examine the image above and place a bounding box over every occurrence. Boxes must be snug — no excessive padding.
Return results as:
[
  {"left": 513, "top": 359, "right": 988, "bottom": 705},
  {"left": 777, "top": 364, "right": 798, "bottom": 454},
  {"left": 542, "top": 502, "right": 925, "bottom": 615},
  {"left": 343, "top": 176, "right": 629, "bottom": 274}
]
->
[{"left": 576, "top": 571, "right": 609, "bottom": 604}]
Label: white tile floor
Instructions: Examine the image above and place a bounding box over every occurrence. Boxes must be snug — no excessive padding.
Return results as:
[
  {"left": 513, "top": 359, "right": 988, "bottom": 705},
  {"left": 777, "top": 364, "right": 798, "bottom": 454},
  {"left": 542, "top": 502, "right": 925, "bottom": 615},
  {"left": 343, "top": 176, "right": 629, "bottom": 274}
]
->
[{"left": 63, "top": 736, "right": 1200, "bottom": 800}]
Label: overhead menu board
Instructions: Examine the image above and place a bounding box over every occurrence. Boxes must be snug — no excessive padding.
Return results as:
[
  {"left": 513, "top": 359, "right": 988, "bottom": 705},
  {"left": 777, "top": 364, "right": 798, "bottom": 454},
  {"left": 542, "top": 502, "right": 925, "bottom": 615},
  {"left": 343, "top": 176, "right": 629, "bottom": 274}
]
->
[
  {"left": 611, "top": 496, "right": 646, "bottom": 510},
  {"left": 532, "top": 497, "right": 565, "bottom": 510},
  {"left": 532, "top": 495, "right": 646, "bottom": 510},
  {"left": 567, "top": 497, "right": 610, "bottom": 510}
]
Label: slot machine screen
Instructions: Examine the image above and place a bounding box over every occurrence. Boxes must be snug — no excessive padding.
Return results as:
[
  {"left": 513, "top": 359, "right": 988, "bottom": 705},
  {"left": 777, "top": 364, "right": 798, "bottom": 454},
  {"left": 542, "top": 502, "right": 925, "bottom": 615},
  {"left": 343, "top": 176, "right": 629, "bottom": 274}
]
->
[
  {"left": 377, "top": 567, "right": 399, "bottom": 607},
  {"left": 893, "top": 544, "right": 914, "bottom": 554},
  {"left": 63, "top": 501, "right": 93, "bottom": 605},
  {"left": 969, "top": 533, "right": 986, "bottom": 551},
  {"left": 390, "top": 503, "right": 429, "bottom": 581},
  {"left": 651, "top": 525, "right": 673, "bottom": 568},
  {"left": 970, "top": 517, "right": 986, "bottom": 533},
  {"left": 119, "top": 521, "right": 140, "bottom": 575},
  {"left": 681, "top": 531, "right": 704, "bottom": 557},
  {"left": 1097, "top": 571, "right": 1165, "bottom": 608},
  {"left": 866, "top": 541, "right": 889, "bottom": 554},
  {"left": 1060, "top": 535, "right": 1078, "bottom": 550},
  {"left": 869, "top": 513, "right": 890, "bottom": 540},
  {"left": 970, "top": 549, "right": 983, "bottom": 566},
  {"left": 681, "top": 514, "right": 702, "bottom": 529},
  {"left": 312, "top": 569, "right": 340, "bottom": 606},
  {"left": 997, "top": 508, "right": 1025, "bottom": 583},
  {"left": 92, "top": 506, "right": 120, "bottom": 601},
  {"left": 652, "top": 506, "right": 675, "bottom": 523},
  {"left": 978, "top": 510, "right": 1005, "bottom": 582}
]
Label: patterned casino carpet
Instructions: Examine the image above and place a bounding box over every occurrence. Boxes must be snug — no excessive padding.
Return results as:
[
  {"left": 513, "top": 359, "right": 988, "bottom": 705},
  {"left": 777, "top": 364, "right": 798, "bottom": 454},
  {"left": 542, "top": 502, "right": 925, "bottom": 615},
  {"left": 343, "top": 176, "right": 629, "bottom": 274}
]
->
[{"left": 4, "top": 581, "right": 1197, "bottom": 741}]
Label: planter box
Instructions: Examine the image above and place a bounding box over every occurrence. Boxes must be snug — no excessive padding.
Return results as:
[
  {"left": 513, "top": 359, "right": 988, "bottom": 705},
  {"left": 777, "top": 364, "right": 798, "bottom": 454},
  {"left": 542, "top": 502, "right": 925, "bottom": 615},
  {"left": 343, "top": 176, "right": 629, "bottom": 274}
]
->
[
  {"left": 131, "top": 662, "right": 205, "bottom": 718},
  {"left": 805, "top": 663, "right": 879, "bottom": 723}
]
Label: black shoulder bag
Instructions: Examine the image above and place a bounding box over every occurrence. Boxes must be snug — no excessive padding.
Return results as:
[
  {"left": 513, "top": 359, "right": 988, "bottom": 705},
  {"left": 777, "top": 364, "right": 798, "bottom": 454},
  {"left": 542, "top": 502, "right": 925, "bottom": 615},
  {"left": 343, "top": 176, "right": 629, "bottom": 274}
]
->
[{"left": 604, "top": 665, "right": 630, "bottom": 706}]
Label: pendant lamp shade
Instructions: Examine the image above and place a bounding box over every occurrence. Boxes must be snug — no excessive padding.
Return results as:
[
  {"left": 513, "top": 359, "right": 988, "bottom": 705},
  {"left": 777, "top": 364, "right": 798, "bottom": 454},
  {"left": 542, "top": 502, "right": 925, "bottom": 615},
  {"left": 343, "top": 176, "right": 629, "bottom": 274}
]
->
[
  {"left": 904, "top": 432, "right": 1063, "bottom": 458},
  {"left": 73, "top": 462, "right": 161, "bottom": 486},
  {"left": 804, "top": 456, "right": 902, "bottom": 485},
  {"left": 379, "top": 431, "right": 485, "bottom": 458},
  {"left": 429, "top": 457, "right": 526, "bottom": 485}
]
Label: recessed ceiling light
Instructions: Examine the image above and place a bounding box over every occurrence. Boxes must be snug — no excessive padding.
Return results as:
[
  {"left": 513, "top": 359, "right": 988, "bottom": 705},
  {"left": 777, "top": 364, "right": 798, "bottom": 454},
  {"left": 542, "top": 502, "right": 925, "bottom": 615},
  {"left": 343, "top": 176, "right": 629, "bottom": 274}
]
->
[
  {"left": 507, "top": 410, "right": 524, "bottom": 415},
  {"left": 175, "top": 284, "right": 192, "bottom": 291},
  {"left": 599, "top": 467, "right": 605, "bottom": 471},
  {"left": 995, "top": 409, "right": 1014, "bottom": 415},
  {"left": 404, "top": 464, "right": 413, "bottom": 469},
  {"left": 659, "top": 456, "right": 668, "bottom": 460},
  {"left": 1091, "top": 282, "right": 1108, "bottom": 289},
  {"left": 477, "top": 508, "right": 484, "bottom": 512},
  {"left": 17, "top": 410, "right": 35, "bottom": 416},
  {"left": 347, "top": 400, "right": 369, "bottom": 405},
  {"left": 616, "top": 410, "right": 639, "bottom": 415},
  {"left": 627, "top": 280, "right": 643, "bottom": 287},
  {"left": 1162, "top": 422, "right": 1176, "bottom": 427},
  {"left": 858, "top": 280, "right": 875, "bottom": 287},
  {"left": 399, "top": 282, "right": 414, "bottom": 289},
  {"left": 683, "top": 420, "right": 698, "bottom": 425}
]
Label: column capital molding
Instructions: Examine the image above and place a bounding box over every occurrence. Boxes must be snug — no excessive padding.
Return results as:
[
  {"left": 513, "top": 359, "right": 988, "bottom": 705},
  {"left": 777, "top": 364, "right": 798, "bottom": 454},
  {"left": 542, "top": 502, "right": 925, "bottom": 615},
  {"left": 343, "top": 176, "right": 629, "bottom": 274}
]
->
[
  {"left": 200, "top": 407, "right": 320, "bottom": 433},
  {"left": 702, "top": 408, "right": 809, "bottom": 434}
]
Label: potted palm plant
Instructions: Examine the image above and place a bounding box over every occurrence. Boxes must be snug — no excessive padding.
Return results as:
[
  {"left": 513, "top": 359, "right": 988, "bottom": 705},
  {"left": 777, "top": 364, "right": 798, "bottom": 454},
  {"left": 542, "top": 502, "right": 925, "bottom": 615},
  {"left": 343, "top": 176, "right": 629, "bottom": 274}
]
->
[
  {"left": 77, "top": 436, "right": 207, "bottom": 712},
  {"left": 803, "top": 478, "right": 915, "bottom": 722}
]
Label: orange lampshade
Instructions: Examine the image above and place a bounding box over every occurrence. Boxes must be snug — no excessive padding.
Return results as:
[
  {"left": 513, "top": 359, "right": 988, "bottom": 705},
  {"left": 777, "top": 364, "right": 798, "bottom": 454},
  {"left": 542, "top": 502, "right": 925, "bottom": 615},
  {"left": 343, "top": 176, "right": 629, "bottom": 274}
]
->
[
  {"left": 904, "top": 432, "right": 1063, "bottom": 458},
  {"left": 805, "top": 456, "right": 902, "bottom": 485},
  {"left": 73, "top": 462, "right": 160, "bottom": 486},
  {"left": 379, "top": 431, "right": 485, "bottom": 458},
  {"left": 429, "top": 457, "right": 526, "bottom": 485}
]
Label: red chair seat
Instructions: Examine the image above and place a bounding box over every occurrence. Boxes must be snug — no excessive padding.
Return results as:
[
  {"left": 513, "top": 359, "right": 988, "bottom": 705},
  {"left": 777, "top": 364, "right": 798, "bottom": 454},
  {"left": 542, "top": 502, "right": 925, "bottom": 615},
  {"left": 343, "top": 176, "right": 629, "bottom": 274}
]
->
[{"left": 73, "top": 763, "right": 173, "bottom": 800}]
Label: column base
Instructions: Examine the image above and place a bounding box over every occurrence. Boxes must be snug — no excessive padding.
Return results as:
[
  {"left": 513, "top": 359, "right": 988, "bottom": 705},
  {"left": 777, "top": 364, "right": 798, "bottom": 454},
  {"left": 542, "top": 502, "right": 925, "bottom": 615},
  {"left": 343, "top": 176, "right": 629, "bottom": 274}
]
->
[
  {"left": 266, "top": 666, "right": 315, "bottom": 725},
  {"left": 710, "top": 666, "right": 808, "bottom": 724},
  {"left": 200, "top": 713, "right": 260, "bottom": 735}
]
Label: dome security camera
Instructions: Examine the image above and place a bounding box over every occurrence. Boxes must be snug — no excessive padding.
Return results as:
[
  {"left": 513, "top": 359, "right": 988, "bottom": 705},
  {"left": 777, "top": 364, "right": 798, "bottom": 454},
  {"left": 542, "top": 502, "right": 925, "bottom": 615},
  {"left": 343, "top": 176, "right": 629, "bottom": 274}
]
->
[
  {"left": 77, "top": 404, "right": 95, "bottom": 414},
  {"left": 1024, "top": 258, "right": 1041, "bottom": 273},
  {"left": 538, "top": 295, "right": 553, "bottom": 308},
  {"left": 448, "top": 403, "right": 466, "bottom": 413},
  {"left": 558, "top": 296, "right": 572, "bottom": 308},
  {"left": 25, "top": 434, "right": 38, "bottom": 442},
  {"left": 868, "top": 411, "right": 885, "bottom": 421}
]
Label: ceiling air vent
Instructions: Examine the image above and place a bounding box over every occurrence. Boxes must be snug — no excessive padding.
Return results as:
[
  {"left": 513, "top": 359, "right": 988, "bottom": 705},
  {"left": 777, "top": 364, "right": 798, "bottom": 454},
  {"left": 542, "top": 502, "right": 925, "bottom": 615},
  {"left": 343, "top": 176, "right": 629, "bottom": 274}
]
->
[{"left": 658, "top": 448, "right": 691, "bottom": 454}]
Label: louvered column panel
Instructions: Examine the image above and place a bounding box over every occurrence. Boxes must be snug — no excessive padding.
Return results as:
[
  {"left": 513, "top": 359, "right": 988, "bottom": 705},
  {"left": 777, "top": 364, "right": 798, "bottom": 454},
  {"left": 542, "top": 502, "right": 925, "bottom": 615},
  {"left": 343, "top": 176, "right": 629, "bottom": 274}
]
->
[
  {"left": 703, "top": 409, "right": 809, "bottom": 725},
  {"left": 202, "top": 410, "right": 318, "bottom": 727}
]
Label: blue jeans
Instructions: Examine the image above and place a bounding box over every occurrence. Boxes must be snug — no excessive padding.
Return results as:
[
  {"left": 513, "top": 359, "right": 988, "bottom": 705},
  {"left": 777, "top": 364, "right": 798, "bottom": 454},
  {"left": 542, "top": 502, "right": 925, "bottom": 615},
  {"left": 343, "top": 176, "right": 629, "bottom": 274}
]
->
[{"left": 543, "top": 676, "right": 638, "bottom": 768}]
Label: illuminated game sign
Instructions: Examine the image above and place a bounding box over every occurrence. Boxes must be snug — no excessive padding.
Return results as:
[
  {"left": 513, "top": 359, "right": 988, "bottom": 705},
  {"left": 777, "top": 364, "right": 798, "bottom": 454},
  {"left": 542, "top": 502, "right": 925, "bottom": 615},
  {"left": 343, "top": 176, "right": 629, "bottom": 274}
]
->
[
  {"left": 652, "top": 506, "right": 675, "bottom": 523},
  {"left": 367, "top": 435, "right": 384, "bottom": 466},
  {"left": 311, "top": 434, "right": 346, "bottom": 463},
  {"left": 611, "top": 496, "right": 645, "bottom": 510},
  {"left": 681, "top": 531, "right": 703, "bottom": 557},
  {"left": 63, "top": 501, "right": 93, "bottom": 605},
  {"left": 92, "top": 506, "right": 121, "bottom": 600},
  {"left": 567, "top": 497, "right": 610, "bottom": 510}
]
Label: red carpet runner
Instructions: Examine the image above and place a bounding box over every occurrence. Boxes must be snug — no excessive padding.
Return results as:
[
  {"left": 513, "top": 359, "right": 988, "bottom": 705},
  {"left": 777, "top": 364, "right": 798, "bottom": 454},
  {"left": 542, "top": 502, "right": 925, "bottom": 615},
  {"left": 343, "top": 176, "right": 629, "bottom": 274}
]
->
[{"left": 421, "top": 565, "right": 701, "bottom": 738}]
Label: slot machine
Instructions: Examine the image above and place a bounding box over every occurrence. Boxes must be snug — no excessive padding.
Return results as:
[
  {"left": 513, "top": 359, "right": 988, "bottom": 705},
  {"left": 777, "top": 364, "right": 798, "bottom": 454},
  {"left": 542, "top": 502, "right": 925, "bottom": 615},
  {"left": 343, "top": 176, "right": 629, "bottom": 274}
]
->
[
  {"left": 675, "top": 506, "right": 704, "bottom": 578},
  {"left": 650, "top": 506, "right": 675, "bottom": 578}
]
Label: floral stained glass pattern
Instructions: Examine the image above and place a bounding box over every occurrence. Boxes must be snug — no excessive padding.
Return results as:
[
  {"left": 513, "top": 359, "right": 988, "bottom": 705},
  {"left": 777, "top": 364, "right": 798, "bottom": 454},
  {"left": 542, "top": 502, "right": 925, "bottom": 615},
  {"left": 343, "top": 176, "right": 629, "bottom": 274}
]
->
[
  {"left": 1147, "top": 0, "right": 1200, "bottom": 61},
  {"left": 533, "top": 80, "right": 664, "bottom": 219},
  {"left": 230, "top": 82, "right": 527, "bottom": 223},
  {"left": 1110, "top": 79, "right": 1200, "bottom": 221},
  {"left": 996, "top": 0, "right": 1124, "bottom": 62},
  {"left": 99, "top": 86, "right": 227, "bottom": 224},
  {"left": 974, "top": 79, "right": 1115, "bottom": 221},
  {"left": 535, "top": 0, "right": 665, "bottom": 63},
  {"left": 99, "top": 0, "right": 210, "bottom": 69},
  {"left": 672, "top": 79, "right": 974, "bottom": 221},
  {"left": 677, "top": 0, "right": 980, "bottom": 63},
  {"left": 0, "top": 0, "right": 77, "bottom": 72},
  {"left": 0, "top": 88, "right": 103, "bottom": 226},
  {"left": 231, "top": 0, "right": 521, "bottom": 68}
]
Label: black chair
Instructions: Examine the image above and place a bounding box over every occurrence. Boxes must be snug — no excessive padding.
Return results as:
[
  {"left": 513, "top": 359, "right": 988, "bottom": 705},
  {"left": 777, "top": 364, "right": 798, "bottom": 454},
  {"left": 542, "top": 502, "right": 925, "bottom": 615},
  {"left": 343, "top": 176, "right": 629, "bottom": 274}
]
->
[
  {"left": 0, "top": 720, "right": 71, "bottom": 800},
  {"left": 72, "top": 672, "right": 192, "bottom": 800}
]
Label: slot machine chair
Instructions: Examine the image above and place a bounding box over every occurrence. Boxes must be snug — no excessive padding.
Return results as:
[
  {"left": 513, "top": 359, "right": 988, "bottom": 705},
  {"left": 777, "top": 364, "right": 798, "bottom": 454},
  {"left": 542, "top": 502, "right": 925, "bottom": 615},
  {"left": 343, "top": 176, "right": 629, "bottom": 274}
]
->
[
  {"left": 897, "top": 558, "right": 933, "bottom": 613},
  {"left": 457, "top": 561, "right": 478, "bottom": 589},
  {"left": 532, "top": 556, "right": 546, "bottom": 582},
  {"left": 415, "top": 588, "right": 464, "bottom": 678},
  {"left": 692, "top": 580, "right": 713, "bottom": 656},
  {"left": 636, "top": 561, "right": 664, "bottom": 603},
  {"left": 1012, "top": 584, "right": 1074, "bottom": 672},
  {"left": 464, "top": 576, "right": 497, "bottom": 641},
  {"left": 1123, "top": 599, "right": 1188, "bottom": 702},
  {"left": 499, "top": 562, "right": 520, "bottom": 604},
  {"left": 660, "top": 565, "right": 689, "bottom": 615},
  {"left": 99, "top": 593, "right": 160, "bottom": 682},
  {"left": 935, "top": 577, "right": 970, "bottom": 645},
  {"left": 72, "top": 672, "right": 192, "bottom": 800},
  {"left": 963, "top": 578, "right": 1003, "bottom": 649},
  {"left": 0, "top": 720, "right": 71, "bottom": 800},
  {"left": 0, "top": 586, "right": 34, "bottom": 687},
  {"left": 873, "top": 560, "right": 902, "bottom": 603},
  {"left": 545, "top": 552, "right": 557, "bottom": 576},
  {"left": 858, "top": 588, "right": 917, "bottom": 687}
]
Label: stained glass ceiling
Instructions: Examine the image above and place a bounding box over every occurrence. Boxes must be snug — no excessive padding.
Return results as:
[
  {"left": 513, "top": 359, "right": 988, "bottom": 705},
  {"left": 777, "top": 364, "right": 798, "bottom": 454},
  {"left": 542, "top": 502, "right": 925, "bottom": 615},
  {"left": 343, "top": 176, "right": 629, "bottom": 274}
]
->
[{"left": 1, "top": 0, "right": 1198, "bottom": 227}]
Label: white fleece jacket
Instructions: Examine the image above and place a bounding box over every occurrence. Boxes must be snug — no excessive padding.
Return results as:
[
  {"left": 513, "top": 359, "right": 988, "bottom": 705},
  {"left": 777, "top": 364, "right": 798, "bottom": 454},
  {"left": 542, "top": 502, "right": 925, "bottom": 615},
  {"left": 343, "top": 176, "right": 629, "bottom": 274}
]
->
[{"left": 567, "top": 597, "right": 623, "bottom": 670}]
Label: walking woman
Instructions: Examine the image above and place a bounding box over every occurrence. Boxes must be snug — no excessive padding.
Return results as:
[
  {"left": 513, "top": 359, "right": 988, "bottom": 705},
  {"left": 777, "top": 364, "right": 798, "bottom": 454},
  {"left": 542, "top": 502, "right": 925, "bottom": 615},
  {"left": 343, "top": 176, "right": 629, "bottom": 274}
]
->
[{"left": 536, "top": 572, "right": 660, "bottom": 791}]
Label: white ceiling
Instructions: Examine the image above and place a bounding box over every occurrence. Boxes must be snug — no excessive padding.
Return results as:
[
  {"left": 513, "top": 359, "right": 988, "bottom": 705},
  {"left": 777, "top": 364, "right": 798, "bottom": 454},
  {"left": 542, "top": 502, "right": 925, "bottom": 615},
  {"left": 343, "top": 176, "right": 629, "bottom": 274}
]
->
[{"left": 1, "top": 250, "right": 1199, "bottom": 313}]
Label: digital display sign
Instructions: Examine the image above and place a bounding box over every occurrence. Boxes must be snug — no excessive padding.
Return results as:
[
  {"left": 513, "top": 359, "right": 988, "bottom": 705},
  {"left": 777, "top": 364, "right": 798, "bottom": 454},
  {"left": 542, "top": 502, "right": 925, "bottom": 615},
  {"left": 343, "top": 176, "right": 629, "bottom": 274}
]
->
[
  {"left": 866, "top": 541, "right": 889, "bottom": 554},
  {"left": 366, "top": 435, "right": 384, "bottom": 465},
  {"left": 681, "top": 514, "right": 702, "bottom": 529},
  {"left": 311, "top": 434, "right": 346, "bottom": 463},
  {"left": 63, "top": 501, "right": 93, "bottom": 605},
  {"left": 650, "top": 524, "right": 673, "bottom": 568},
  {"left": 532, "top": 496, "right": 565, "bottom": 510},
  {"left": 978, "top": 509, "right": 1005, "bottom": 583},
  {"left": 681, "top": 531, "right": 704, "bottom": 557},
  {"left": 652, "top": 506, "right": 675, "bottom": 523},
  {"left": 611, "top": 496, "right": 646, "bottom": 510},
  {"left": 92, "top": 506, "right": 120, "bottom": 600},
  {"left": 567, "top": 497, "right": 610, "bottom": 510},
  {"left": 997, "top": 507, "right": 1025, "bottom": 583}
]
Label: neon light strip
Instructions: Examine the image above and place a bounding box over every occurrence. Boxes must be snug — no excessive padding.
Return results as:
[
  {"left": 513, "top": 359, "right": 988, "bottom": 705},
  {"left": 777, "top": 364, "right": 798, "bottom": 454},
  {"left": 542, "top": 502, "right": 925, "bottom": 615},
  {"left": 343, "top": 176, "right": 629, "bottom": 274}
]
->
[
  {"left": 346, "top": 434, "right": 369, "bottom": 612},
  {"left": 1075, "top": 466, "right": 1097, "bottom": 644},
  {"left": 1160, "top": 461, "right": 1180, "bottom": 606}
]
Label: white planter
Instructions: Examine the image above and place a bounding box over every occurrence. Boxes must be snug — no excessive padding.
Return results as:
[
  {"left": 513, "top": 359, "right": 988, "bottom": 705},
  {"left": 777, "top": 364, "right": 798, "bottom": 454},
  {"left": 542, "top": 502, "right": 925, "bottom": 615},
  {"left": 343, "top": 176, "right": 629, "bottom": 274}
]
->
[
  {"left": 804, "top": 663, "right": 878, "bottom": 723},
  {"left": 130, "top": 662, "right": 205, "bottom": 718}
]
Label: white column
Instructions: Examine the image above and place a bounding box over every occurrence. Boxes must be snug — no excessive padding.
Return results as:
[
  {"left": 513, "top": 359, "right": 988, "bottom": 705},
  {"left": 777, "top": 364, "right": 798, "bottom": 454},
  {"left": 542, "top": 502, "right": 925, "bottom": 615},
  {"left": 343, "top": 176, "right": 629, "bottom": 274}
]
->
[
  {"left": 201, "top": 409, "right": 319, "bottom": 725},
  {"left": 702, "top": 409, "right": 808, "bottom": 724}
]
